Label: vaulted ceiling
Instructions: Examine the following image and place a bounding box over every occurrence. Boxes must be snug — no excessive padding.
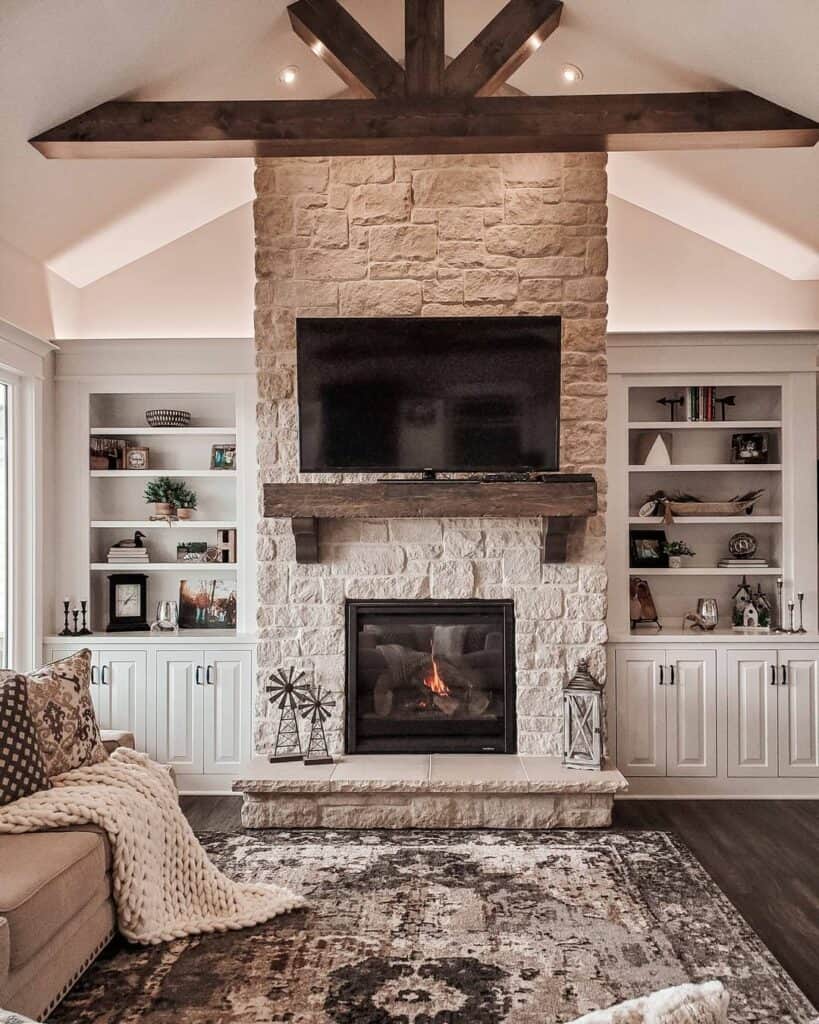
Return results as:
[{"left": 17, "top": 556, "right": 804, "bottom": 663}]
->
[{"left": 1, "top": 0, "right": 817, "bottom": 294}]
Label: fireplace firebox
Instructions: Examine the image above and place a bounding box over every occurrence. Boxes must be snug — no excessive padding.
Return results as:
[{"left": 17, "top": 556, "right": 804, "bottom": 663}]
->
[{"left": 345, "top": 600, "right": 516, "bottom": 754}]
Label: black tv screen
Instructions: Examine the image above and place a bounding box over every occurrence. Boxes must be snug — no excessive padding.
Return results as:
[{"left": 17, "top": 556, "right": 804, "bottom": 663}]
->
[{"left": 296, "top": 316, "right": 561, "bottom": 473}]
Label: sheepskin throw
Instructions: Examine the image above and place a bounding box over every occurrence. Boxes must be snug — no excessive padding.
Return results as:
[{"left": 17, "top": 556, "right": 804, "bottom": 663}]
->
[
  {"left": 1, "top": 650, "right": 106, "bottom": 776},
  {"left": 0, "top": 748, "right": 303, "bottom": 943},
  {"left": 567, "top": 980, "right": 729, "bottom": 1024}
]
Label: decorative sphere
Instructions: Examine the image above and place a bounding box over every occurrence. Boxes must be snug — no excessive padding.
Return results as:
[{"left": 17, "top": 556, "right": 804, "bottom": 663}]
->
[{"left": 728, "top": 532, "right": 758, "bottom": 559}]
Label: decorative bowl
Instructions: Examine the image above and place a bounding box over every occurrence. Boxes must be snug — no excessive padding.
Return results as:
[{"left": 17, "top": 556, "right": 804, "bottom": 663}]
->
[{"left": 146, "top": 409, "right": 191, "bottom": 428}]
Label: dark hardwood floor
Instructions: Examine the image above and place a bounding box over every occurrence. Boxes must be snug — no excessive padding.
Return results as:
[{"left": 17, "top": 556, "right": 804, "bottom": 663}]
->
[{"left": 182, "top": 796, "right": 819, "bottom": 1008}]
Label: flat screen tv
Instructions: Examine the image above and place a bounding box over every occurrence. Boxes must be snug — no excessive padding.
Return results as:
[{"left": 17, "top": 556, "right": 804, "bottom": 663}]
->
[{"left": 296, "top": 316, "right": 561, "bottom": 473}]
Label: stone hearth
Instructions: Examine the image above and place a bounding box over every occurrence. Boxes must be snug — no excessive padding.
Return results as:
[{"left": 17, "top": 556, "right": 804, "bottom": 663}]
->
[{"left": 233, "top": 755, "right": 627, "bottom": 829}]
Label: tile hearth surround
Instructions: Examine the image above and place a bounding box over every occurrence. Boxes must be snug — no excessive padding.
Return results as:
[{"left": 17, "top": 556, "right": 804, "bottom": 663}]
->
[{"left": 253, "top": 153, "right": 608, "bottom": 758}]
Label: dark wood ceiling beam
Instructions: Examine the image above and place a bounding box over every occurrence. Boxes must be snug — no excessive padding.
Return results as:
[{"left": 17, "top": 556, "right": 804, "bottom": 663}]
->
[
  {"left": 444, "top": 0, "right": 563, "bottom": 97},
  {"left": 30, "top": 92, "right": 819, "bottom": 159},
  {"left": 405, "top": 0, "right": 445, "bottom": 96},
  {"left": 287, "top": 0, "right": 405, "bottom": 99}
]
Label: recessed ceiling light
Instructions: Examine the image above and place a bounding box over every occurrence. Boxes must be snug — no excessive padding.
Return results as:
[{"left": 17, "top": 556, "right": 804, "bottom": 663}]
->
[
  {"left": 561, "top": 63, "right": 583, "bottom": 84},
  {"left": 279, "top": 65, "right": 299, "bottom": 86}
]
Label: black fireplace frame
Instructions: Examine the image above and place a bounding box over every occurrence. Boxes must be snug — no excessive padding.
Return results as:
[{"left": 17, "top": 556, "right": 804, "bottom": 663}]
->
[{"left": 345, "top": 598, "right": 516, "bottom": 755}]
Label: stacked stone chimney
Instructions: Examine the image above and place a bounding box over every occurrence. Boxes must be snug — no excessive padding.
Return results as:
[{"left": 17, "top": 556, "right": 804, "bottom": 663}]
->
[{"left": 253, "top": 153, "right": 608, "bottom": 756}]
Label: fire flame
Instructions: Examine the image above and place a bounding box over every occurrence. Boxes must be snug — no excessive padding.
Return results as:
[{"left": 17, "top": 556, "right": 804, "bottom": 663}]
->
[{"left": 424, "top": 657, "right": 452, "bottom": 697}]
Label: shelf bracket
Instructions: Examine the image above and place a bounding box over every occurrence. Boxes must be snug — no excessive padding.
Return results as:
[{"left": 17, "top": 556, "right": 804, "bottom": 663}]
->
[
  {"left": 292, "top": 517, "right": 319, "bottom": 564},
  {"left": 542, "top": 516, "right": 572, "bottom": 563}
]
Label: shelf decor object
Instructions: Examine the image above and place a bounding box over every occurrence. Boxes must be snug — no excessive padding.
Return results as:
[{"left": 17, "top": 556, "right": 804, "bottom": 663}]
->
[
  {"left": 562, "top": 659, "right": 604, "bottom": 771},
  {"left": 106, "top": 574, "right": 149, "bottom": 633},
  {"left": 298, "top": 685, "right": 336, "bottom": 766},
  {"left": 145, "top": 409, "right": 191, "bottom": 428},
  {"left": 266, "top": 668, "right": 310, "bottom": 763}
]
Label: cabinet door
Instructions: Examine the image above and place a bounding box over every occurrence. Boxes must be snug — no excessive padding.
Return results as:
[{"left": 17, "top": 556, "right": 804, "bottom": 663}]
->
[
  {"left": 615, "top": 648, "right": 666, "bottom": 776},
  {"left": 778, "top": 651, "right": 819, "bottom": 777},
  {"left": 203, "top": 650, "right": 250, "bottom": 774},
  {"left": 99, "top": 650, "right": 148, "bottom": 753},
  {"left": 665, "top": 649, "right": 717, "bottom": 777},
  {"left": 156, "top": 651, "right": 204, "bottom": 773},
  {"left": 726, "top": 650, "right": 778, "bottom": 777}
]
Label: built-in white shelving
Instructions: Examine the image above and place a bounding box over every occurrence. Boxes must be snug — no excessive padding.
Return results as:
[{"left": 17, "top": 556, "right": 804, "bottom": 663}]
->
[
  {"left": 636, "top": 567, "right": 782, "bottom": 576},
  {"left": 628, "top": 516, "right": 783, "bottom": 525},
  {"left": 91, "top": 563, "right": 238, "bottom": 572},
  {"left": 628, "top": 464, "right": 782, "bottom": 473},
  {"left": 628, "top": 420, "right": 782, "bottom": 431},
  {"left": 91, "top": 520, "right": 237, "bottom": 529},
  {"left": 90, "top": 426, "right": 236, "bottom": 436},
  {"left": 91, "top": 469, "right": 237, "bottom": 478}
]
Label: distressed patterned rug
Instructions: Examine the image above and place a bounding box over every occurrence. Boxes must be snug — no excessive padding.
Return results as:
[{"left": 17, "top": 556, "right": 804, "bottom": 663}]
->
[{"left": 49, "top": 830, "right": 815, "bottom": 1024}]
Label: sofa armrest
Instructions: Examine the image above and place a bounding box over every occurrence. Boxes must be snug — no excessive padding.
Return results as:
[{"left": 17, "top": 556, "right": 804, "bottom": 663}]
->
[
  {"left": 100, "top": 730, "right": 135, "bottom": 754},
  {"left": 0, "top": 914, "right": 10, "bottom": 993}
]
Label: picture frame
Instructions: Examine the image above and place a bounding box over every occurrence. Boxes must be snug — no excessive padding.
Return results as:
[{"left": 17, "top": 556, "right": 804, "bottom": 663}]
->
[
  {"left": 176, "top": 541, "right": 208, "bottom": 562},
  {"left": 731, "top": 432, "right": 768, "bottom": 465},
  {"left": 629, "top": 529, "right": 668, "bottom": 568},
  {"left": 124, "top": 445, "right": 150, "bottom": 471},
  {"left": 210, "top": 444, "right": 236, "bottom": 470},
  {"left": 179, "top": 579, "right": 237, "bottom": 629}
]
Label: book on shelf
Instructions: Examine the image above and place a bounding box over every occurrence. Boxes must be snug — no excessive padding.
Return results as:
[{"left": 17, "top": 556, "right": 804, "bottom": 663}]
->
[
  {"left": 107, "top": 547, "right": 149, "bottom": 563},
  {"left": 717, "top": 559, "right": 770, "bottom": 568},
  {"left": 684, "top": 386, "right": 719, "bottom": 422}
]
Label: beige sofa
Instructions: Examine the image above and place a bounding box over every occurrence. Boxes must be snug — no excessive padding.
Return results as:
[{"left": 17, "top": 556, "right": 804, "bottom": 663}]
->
[{"left": 0, "top": 731, "right": 133, "bottom": 1021}]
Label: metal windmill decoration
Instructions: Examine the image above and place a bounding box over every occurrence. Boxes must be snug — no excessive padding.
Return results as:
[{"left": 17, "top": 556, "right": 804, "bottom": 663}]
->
[
  {"left": 299, "top": 685, "right": 336, "bottom": 766},
  {"left": 266, "top": 667, "right": 311, "bottom": 763}
]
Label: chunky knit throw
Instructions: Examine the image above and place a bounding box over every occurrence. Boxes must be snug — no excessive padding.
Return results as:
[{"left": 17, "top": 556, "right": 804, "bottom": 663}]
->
[{"left": 0, "top": 748, "right": 304, "bottom": 944}]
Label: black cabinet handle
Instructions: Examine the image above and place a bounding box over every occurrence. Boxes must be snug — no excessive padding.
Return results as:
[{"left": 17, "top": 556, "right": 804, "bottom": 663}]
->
[
  {"left": 658, "top": 665, "right": 664, "bottom": 685},
  {"left": 195, "top": 665, "right": 203, "bottom": 686},
  {"left": 781, "top": 664, "right": 788, "bottom": 686},
  {"left": 91, "top": 665, "right": 98, "bottom": 685},
  {"left": 206, "top": 665, "right": 214, "bottom": 686},
  {"left": 770, "top": 664, "right": 777, "bottom": 686},
  {"left": 669, "top": 665, "right": 676, "bottom": 686},
  {"left": 101, "top": 665, "right": 108, "bottom": 686}
]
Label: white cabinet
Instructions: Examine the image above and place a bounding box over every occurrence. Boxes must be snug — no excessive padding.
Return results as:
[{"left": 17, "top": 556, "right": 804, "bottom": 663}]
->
[
  {"left": 156, "top": 647, "right": 251, "bottom": 776},
  {"left": 45, "top": 640, "right": 254, "bottom": 784},
  {"left": 615, "top": 649, "right": 665, "bottom": 776},
  {"left": 778, "top": 651, "right": 819, "bottom": 776},
  {"left": 725, "top": 648, "right": 819, "bottom": 778},
  {"left": 726, "top": 649, "right": 778, "bottom": 777},
  {"left": 615, "top": 647, "right": 716, "bottom": 779}
]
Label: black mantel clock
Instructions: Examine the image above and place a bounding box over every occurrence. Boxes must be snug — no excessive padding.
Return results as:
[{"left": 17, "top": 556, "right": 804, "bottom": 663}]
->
[{"left": 106, "top": 574, "right": 149, "bottom": 632}]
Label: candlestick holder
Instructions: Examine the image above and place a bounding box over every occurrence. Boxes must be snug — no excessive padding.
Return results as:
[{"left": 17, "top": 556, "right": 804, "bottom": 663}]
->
[
  {"left": 773, "top": 578, "right": 787, "bottom": 633},
  {"left": 71, "top": 609, "right": 80, "bottom": 635},
  {"left": 78, "top": 600, "right": 92, "bottom": 636},
  {"left": 59, "top": 601, "right": 72, "bottom": 636},
  {"left": 787, "top": 601, "right": 796, "bottom": 634},
  {"left": 796, "top": 592, "right": 807, "bottom": 634}
]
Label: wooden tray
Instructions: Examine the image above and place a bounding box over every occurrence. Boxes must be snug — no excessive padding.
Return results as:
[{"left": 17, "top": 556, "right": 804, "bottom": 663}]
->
[{"left": 663, "top": 498, "right": 757, "bottom": 522}]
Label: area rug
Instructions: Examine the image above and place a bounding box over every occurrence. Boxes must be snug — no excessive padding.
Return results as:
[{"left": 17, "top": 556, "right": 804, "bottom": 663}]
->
[{"left": 48, "top": 829, "right": 815, "bottom": 1024}]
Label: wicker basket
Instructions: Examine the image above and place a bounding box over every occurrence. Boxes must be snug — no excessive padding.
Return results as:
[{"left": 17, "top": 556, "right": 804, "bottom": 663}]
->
[
  {"left": 663, "top": 497, "right": 758, "bottom": 523},
  {"left": 145, "top": 409, "right": 191, "bottom": 429}
]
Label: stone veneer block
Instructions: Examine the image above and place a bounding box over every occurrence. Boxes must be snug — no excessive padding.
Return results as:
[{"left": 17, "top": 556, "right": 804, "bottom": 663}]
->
[{"left": 234, "top": 756, "right": 626, "bottom": 829}]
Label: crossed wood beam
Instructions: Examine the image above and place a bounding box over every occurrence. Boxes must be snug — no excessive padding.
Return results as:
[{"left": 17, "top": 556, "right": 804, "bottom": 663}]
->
[{"left": 30, "top": 0, "right": 818, "bottom": 158}]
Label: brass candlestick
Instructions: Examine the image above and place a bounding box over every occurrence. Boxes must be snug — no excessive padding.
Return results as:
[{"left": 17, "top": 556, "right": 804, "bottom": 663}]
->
[{"left": 797, "top": 592, "right": 807, "bottom": 634}]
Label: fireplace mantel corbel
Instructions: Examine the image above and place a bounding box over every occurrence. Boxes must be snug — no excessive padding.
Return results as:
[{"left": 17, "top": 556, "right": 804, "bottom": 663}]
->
[{"left": 263, "top": 475, "right": 597, "bottom": 565}]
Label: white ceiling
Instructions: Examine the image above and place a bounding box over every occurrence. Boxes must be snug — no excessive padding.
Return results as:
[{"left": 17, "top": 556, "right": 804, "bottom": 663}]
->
[{"left": 0, "top": 0, "right": 817, "bottom": 289}]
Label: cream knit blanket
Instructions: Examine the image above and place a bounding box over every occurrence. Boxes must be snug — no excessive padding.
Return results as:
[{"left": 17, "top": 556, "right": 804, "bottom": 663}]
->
[{"left": 0, "top": 748, "right": 304, "bottom": 944}]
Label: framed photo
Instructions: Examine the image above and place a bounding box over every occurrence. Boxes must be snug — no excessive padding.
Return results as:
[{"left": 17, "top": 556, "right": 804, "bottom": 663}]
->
[
  {"left": 179, "top": 579, "right": 237, "bottom": 629},
  {"left": 731, "top": 432, "right": 768, "bottom": 465},
  {"left": 124, "top": 446, "right": 150, "bottom": 471},
  {"left": 90, "top": 437, "right": 125, "bottom": 470},
  {"left": 629, "top": 529, "right": 668, "bottom": 569},
  {"left": 210, "top": 444, "right": 236, "bottom": 470},
  {"left": 177, "top": 541, "right": 208, "bottom": 562}
]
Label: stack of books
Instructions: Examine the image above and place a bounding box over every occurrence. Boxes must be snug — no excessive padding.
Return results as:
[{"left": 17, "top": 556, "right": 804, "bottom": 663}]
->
[
  {"left": 717, "top": 557, "right": 769, "bottom": 569},
  {"left": 685, "top": 386, "right": 718, "bottom": 421},
  {"left": 107, "top": 546, "right": 149, "bottom": 565}
]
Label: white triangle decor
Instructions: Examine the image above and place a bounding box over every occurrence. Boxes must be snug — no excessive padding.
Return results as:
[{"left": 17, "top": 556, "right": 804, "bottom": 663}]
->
[{"left": 643, "top": 433, "right": 672, "bottom": 466}]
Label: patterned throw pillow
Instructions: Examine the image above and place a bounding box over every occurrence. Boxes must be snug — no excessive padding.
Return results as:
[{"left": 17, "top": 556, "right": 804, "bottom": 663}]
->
[
  {"left": 14, "top": 650, "right": 106, "bottom": 777},
  {"left": 0, "top": 674, "right": 51, "bottom": 805}
]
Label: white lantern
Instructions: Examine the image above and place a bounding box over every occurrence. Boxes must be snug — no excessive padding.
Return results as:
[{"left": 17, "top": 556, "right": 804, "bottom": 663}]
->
[{"left": 562, "top": 658, "right": 603, "bottom": 771}]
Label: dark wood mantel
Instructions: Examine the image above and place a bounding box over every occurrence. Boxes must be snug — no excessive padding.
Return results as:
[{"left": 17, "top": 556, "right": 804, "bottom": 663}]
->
[{"left": 263, "top": 475, "right": 597, "bottom": 564}]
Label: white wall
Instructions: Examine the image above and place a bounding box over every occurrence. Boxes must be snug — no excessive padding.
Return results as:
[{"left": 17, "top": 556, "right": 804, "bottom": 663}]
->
[
  {"left": 60, "top": 203, "right": 255, "bottom": 340},
  {"left": 607, "top": 195, "right": 819, "bottom": 333}
]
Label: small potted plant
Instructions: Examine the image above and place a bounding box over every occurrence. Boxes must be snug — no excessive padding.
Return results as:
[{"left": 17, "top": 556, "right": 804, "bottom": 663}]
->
[
  {"left": 663, "top": 540, "right": 695, "bottom": 569},
  {"left": 144, "top": 476, "right": 177, "bottom": 517},
  {"left": 173, "top": 483, "right": 198, "bottom": 520}
]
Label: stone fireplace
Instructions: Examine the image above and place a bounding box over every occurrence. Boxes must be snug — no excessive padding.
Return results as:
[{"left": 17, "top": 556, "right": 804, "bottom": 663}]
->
[
  {"left": 346, "top": 599, "right": 516, "bottom": 755},
  {"left": 253, "top": 153, "right": 609, "bottom": 760}
]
